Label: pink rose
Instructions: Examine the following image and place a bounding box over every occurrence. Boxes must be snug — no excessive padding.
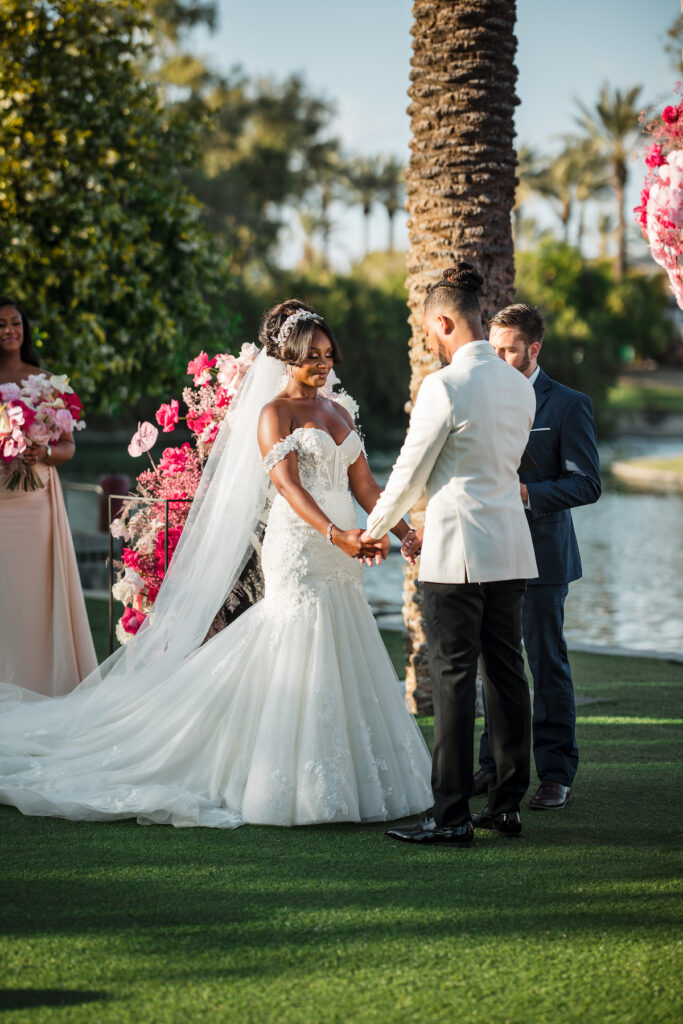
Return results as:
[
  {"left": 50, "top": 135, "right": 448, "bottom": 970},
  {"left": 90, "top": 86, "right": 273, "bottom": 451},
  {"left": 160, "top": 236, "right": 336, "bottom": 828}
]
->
[
  {"left": 187, "top": 351, "right": 217, "bottom": 386},
  {"left": 155, "top": 399, "right": 179, "bottom": 433},
  {"left": 662, "top": 105, "right": 680, "bottom": 124},
  {"left": 121, "top": 606, "right": 146, "bottom": 635},
  {"left": 52, "top": 408, "right": 73, "bottom": 433}
]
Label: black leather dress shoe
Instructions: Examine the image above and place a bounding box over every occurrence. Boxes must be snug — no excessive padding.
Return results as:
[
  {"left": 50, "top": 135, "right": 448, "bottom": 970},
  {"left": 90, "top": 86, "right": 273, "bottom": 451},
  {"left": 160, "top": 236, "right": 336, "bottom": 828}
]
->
[
  {"left": 530, "top": 780, "right": 571, "bottom": 810},
  {"left": 472, "top": 768, "right": 495, "bottom": 796},
  {"left": 385, "top": 815, "right": 474, "bottom": 848},
  {"left": 472, "top": 805, "right": 522, "bottom": 837}
]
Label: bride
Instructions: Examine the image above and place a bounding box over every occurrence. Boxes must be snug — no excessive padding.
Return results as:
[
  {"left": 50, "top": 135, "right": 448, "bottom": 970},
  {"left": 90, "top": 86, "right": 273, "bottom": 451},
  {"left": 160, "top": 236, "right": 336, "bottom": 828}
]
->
[{"left": 0, "top": 300, "right": 432, "bottom": 828}]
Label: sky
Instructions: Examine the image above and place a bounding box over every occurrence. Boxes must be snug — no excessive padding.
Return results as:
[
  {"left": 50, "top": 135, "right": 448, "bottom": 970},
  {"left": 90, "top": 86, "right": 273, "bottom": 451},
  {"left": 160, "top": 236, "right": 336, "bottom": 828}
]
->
[{"left": 189, "top": 0, "right": 679, "bottom": 266}]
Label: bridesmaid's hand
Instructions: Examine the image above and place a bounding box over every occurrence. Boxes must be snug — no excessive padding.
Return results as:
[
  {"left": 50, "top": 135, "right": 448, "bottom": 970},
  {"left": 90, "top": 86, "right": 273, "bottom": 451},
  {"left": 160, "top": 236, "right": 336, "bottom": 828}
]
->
[{"left": 23, "top": 444, "right": 48, "bottom": 465}]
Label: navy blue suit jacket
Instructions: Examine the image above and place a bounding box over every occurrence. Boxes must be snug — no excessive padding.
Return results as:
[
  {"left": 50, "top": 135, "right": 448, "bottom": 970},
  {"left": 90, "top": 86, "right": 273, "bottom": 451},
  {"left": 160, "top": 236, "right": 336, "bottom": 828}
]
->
[{"left": 521, "top": 368, "right": 601, "bottom": 586}]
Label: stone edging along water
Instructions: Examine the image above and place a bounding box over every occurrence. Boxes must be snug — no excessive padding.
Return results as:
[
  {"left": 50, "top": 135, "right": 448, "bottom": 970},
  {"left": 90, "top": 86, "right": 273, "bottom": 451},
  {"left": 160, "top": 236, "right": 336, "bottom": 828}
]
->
[{"left": 611, "top": 458, "right": 683, "bottom": 493}]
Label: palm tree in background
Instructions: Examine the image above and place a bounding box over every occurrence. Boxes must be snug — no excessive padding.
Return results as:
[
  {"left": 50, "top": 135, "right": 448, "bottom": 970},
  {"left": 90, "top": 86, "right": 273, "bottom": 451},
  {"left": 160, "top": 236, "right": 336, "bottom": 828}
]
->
[
  {"left": 567, "top": 136, "right": 611, "bottom": 255},
  {"left": 403, "top": 0, "right": 519, "bottom": 713},
  {"left": 377, "top": 156, "right": 406, "bottom": 252},
  {"left": 574, "top": 83, "right": 643, "bottom": 279},
  {"left": 513, "top": 144, "right": 542, "bottom": 245},
  {"left": 344, "top": 155, "right": 384, "bottom": 257}
]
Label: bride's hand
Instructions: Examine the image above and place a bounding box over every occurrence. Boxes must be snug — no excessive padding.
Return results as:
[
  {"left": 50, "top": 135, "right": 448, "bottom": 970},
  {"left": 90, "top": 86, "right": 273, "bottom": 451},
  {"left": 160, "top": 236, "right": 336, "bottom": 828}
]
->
[{"left": 332, "top": 527, "right": 387, "bottom": 564}]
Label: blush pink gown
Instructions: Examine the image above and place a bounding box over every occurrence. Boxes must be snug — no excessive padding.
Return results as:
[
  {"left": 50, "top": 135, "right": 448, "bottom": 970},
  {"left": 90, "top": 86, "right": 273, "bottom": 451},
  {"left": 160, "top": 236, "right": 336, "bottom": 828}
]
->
[{"left": 0, "top": 462, "right": 97, "bottom": 695}]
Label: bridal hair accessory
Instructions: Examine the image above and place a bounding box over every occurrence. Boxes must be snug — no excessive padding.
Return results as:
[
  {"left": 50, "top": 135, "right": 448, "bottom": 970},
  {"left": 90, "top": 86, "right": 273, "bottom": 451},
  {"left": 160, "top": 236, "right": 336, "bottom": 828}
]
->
[{"left": 277, "top": 309, "right": 322, "bottom": 352}]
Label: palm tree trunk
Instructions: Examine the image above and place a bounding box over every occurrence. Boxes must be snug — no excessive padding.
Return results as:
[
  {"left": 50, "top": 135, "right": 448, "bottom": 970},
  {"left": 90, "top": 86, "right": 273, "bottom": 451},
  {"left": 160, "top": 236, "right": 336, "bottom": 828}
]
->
[
  {"left": 403, "top": 0, "right": 519, "bottom": 714},
  {"left": 577, "top": 201, "right": 585, "bottom": 256},
  {"left": 387, "top": 208, "right": 396, "bottom": 252},
  {"left": 614, "top": 163, "right": 626, "bottom": 280}
]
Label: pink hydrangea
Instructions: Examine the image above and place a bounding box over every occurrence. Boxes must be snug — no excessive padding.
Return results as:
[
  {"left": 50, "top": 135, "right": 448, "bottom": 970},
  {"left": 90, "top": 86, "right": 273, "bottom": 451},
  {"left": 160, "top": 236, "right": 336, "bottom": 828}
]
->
[{"left": 155, "top": 399, "right": 180, "bottom": 433}]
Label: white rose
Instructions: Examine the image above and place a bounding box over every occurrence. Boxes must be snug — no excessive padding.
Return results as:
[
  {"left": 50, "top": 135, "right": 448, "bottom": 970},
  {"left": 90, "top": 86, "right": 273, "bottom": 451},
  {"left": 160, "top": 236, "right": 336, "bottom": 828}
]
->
[{"left": 112, "top": 568, "right": 144, "bottom": 606}]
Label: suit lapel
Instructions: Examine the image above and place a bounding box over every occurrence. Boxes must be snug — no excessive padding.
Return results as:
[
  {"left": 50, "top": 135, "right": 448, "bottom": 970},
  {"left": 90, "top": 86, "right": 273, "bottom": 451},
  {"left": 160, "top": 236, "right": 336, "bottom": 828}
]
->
[{"left": 533, "top": 368, "right": 552, "bottom": 419}]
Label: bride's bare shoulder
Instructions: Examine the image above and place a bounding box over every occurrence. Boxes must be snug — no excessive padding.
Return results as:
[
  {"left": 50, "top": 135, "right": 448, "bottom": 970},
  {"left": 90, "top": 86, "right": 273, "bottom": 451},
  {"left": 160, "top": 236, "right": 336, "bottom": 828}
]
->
[{"left": 257, "top": 397, "right": 293, "bottom": 454}]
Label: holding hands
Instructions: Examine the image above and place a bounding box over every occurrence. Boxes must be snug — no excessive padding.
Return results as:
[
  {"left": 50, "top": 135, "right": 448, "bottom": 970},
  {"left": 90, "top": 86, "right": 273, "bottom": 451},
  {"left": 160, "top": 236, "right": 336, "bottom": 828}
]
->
[{"left": 333, "top": 527, "right": 389, "bottom": 566}]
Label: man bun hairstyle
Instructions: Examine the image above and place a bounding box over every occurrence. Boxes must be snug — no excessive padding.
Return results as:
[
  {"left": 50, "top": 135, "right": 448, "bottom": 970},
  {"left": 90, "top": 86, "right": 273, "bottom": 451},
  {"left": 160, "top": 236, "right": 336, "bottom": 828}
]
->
[
  {"left": 424, "top": 262, "right": 484, "bottom": 321},
  {"left": 489, "top": 303, "right": 545, "bottom": 347},
  {"left": 259, "top": 299, "right": 341, "bottom": 365}
]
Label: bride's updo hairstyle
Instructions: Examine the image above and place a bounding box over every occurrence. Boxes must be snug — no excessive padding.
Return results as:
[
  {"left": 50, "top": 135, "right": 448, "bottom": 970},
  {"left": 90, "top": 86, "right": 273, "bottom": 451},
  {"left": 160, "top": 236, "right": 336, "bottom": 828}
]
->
[
  {"left": 424, "top": 262, "right": 484, "bottom": 325},
  {"left": 259, "top": 299, "right": 342, "bottom": 366}
]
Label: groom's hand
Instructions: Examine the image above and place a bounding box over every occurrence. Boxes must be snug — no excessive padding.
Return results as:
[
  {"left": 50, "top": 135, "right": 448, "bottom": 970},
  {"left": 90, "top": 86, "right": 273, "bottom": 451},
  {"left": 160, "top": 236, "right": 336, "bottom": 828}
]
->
[
  {"left": 360, "top": 530, "right": 390, "bottom": 566},
  {"left": 401, "top": 527, "right": 424, "bottom": 564}
]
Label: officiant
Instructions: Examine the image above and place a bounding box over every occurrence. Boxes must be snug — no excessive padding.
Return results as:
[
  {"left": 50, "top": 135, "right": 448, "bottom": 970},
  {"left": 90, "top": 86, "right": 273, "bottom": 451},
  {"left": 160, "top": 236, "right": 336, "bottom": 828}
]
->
[{"left": 475, "top": 304, "right": 601, "bottom": 811}]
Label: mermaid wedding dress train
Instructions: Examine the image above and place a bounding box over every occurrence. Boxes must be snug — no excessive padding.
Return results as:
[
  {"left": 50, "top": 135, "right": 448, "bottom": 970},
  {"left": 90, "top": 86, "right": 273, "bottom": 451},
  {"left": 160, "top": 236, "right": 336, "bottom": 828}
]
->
[{"left": 0, "top": 424, "right": 432, "bottom": 828}]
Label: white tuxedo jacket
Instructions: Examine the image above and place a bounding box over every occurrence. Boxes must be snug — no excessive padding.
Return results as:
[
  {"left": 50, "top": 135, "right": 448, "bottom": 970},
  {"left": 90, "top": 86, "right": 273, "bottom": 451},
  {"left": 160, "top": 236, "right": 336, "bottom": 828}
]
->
[{"left": 366, "top": 340, "right": 539, "bottom": 584}]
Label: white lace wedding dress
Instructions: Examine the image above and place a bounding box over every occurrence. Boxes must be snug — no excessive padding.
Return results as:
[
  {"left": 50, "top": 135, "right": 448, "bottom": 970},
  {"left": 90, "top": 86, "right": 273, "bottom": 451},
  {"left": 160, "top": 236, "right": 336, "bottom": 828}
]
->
[{"left": 0, "top": 426, "right": 432, "bottom": 828}]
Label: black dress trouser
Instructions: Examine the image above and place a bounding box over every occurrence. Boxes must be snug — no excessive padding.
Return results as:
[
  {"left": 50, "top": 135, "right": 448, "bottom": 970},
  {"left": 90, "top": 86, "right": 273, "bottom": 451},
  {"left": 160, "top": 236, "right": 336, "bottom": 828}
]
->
[{"left": 423, "top": 579, "right": 531, "bottom": 827}]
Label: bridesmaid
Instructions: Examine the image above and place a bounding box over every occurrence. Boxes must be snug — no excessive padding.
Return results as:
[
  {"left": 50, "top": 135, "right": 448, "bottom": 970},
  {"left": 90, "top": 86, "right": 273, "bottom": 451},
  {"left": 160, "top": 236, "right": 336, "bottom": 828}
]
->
[{"left": 0, "top": 297, "right": 97, "bottom": 695}]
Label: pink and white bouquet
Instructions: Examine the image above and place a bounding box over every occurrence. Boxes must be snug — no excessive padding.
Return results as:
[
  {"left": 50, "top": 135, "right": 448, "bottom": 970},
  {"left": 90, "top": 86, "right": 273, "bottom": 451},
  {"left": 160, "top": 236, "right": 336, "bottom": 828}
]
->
[
  {"left": 0, "top": 373, "right": 85, "bottom": 491},
  {"left": 635, "top": 85, "right": 683, "bottom": 308}
]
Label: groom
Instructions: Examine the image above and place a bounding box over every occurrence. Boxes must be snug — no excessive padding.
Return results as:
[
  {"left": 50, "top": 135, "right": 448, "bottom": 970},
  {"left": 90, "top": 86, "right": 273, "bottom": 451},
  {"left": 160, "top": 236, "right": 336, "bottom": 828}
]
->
[{"left": 363, "top": 264, "right": 538, "bottom": 846}]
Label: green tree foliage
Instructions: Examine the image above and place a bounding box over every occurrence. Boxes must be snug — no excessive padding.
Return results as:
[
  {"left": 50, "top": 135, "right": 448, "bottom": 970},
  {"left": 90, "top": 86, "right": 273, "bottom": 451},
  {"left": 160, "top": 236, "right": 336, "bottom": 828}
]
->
[
  {"left": 0, "top": 0, "right": 233, "bottom": 412},
  {"left": 173, "top": 68, "right": 339, "bottom": 271},
  {"left": 515, "top": 241, "right": 676, "bottom": 429}
]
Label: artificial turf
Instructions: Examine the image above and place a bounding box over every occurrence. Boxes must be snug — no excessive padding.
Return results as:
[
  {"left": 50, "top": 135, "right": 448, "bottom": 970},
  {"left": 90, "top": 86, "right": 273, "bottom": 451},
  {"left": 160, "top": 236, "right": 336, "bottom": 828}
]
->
[{"left": 1, "top": 634, "right": 681, "bottom": 1022}]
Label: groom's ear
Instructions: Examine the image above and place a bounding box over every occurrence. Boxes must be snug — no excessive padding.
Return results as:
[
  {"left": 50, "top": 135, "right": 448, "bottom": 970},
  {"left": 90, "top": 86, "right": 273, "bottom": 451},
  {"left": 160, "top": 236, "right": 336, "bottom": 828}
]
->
[{"left": 438, "top": 314, "right": 455, "bottom": 336}]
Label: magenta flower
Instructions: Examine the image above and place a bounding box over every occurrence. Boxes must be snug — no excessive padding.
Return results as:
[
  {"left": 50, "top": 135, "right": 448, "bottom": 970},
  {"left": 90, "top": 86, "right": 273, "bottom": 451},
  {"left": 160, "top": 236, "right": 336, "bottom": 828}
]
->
[
  {"left": 187, "top": 351, "right": 217, "bottom": 386},
  {"left": 159, "top": 443, "right": 191, "bottom": 474},
  {"left": 128, "top": 421, "right": 158, "bottom": 458},
  {"left": 663, "top": 105, "right": 680, "bottom": 124},
  {"left": 155, "top": 399, "right": 179, "bottom": 433},
  {"left": 121, "top": 606, "right": 146, "bottom": 635},
  {"left": 645, "top": 144, "right": 666, "bottom": 169},
  {"left": 122, "top": 547, "right": 141, "bottom": 571}
]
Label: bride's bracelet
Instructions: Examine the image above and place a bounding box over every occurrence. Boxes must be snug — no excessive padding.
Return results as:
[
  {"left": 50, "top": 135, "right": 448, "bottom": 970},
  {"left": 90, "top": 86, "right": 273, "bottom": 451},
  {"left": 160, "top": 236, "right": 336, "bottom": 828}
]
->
[{"left": 326, "top": 522, "right": 335, "bottom": 546}]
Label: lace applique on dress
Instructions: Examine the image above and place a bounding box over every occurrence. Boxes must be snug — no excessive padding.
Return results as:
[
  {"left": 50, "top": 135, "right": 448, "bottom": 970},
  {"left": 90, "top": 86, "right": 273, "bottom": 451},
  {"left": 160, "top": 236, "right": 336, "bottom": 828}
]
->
[{"left": 263, "top": 434, "right": 300, "bottom": 472}]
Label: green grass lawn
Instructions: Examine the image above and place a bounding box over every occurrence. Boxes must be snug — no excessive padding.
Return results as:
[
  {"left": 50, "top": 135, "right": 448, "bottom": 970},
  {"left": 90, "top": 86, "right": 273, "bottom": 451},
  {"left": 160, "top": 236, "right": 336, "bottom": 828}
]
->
[
  {"left": 2, "top": 619, "right": 682, "bottom": 1023},
  {"left": 607, "top": 382, "right": 683, "bottom": 415}
]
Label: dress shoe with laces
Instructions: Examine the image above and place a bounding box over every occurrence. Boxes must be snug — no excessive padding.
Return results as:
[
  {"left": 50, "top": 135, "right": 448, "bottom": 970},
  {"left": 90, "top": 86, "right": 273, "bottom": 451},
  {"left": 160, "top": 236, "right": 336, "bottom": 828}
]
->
[
  {"left": 385, "top": 815, "right": 474, "bottom": 848},
  {"left": 472, "top": 768, "right": 495, "bottom": 796},
  {"left": 530, "top": 780, "right": 571, "bottom": 810},
  {"left": 471, "top": 805, "right": 523, "bottom": 837}
]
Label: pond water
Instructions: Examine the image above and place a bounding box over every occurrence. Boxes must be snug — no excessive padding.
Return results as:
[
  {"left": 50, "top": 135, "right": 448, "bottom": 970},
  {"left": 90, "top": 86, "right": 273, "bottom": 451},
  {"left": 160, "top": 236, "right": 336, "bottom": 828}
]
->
[{"left": 363, "top": 437, "right": 683, "bottom": 658}]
